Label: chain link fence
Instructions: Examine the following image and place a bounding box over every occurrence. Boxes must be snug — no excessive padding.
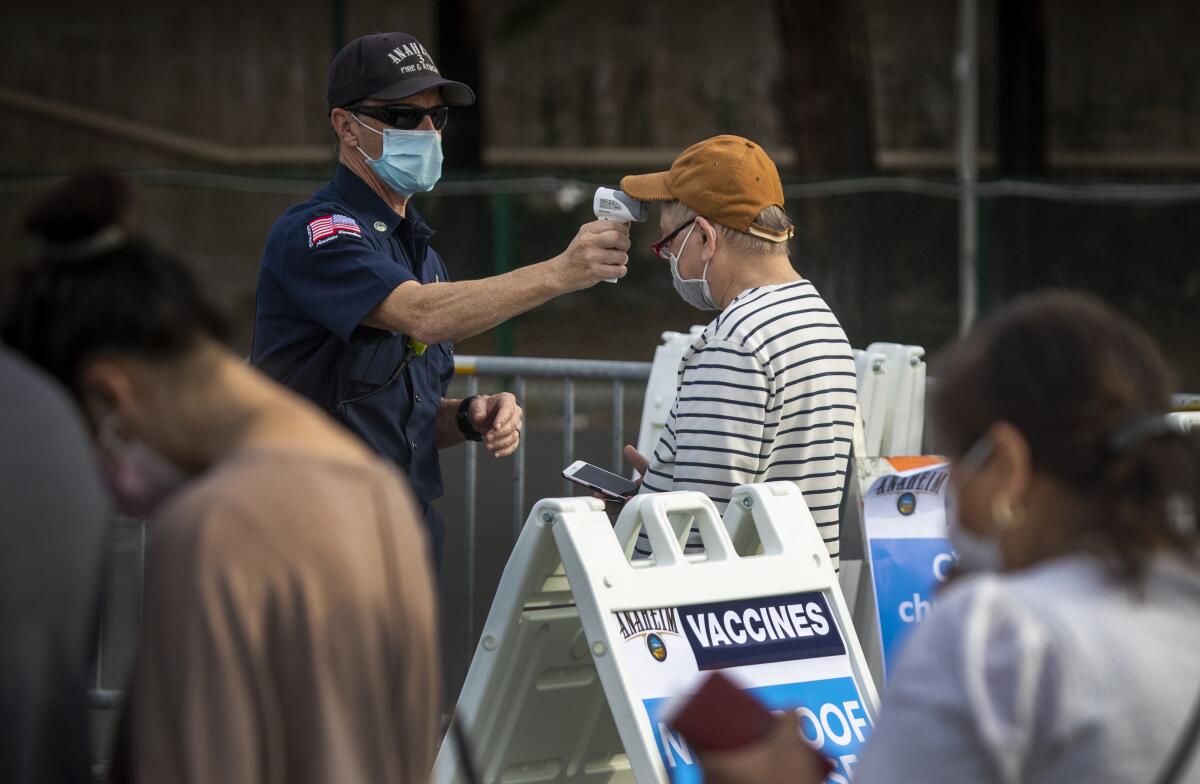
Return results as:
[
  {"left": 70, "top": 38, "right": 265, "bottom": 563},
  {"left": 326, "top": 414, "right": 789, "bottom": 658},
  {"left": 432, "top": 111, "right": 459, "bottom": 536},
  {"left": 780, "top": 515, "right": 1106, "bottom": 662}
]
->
[
  {"left": 4, "top": 170, "right": 1198, "bottom": 759},
  {"left": 6, "top": 170, "right": 1195, "bottom": 380},
  {"left": 3, "top": 171, "right": 1198, "bottom": 368}
]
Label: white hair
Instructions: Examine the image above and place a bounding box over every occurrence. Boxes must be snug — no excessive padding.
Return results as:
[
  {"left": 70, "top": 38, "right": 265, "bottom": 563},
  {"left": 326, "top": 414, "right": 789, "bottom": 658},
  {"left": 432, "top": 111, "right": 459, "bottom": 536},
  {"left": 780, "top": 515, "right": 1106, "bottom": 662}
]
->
[{"left": 662, "top": 201, "right": 792, "bottom": 257}]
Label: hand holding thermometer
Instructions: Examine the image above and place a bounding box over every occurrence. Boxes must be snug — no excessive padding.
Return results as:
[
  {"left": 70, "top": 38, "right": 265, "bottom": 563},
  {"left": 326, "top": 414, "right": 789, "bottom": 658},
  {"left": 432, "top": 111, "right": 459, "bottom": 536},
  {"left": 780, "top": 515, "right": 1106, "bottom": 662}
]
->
[{"left": 593, "top": 187, "right": 646, "bottom": 282}]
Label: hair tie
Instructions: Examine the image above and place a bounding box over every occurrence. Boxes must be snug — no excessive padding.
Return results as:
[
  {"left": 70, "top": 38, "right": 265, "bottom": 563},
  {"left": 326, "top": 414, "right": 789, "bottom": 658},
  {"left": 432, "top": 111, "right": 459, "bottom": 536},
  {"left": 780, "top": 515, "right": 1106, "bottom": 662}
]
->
[
  {"left": 1106, "top": 413, "right": 1184, "bottom": 456},
  {"left": 41, "top": 225, "right": 126, "bottom": 261}
]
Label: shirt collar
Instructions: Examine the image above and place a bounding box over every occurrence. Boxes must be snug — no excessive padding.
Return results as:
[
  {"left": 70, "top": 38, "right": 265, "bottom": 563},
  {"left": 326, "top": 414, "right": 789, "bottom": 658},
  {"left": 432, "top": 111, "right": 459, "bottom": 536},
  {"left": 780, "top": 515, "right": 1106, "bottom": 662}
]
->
[{"left": 331, "top": 165, "right": 434, "bottom": 239}]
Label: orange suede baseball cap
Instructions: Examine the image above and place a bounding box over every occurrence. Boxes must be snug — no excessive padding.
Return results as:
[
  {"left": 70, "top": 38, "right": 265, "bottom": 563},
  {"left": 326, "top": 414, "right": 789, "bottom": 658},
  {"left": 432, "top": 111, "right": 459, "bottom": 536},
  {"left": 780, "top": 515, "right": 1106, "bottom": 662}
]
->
[{"left": 620, "top": 135, "right": 792, "bottom": 242}]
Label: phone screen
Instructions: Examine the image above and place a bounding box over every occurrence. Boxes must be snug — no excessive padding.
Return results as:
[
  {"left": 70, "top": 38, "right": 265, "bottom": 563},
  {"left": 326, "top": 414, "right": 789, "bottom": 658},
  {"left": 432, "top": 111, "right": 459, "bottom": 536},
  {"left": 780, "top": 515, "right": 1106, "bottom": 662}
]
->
[{"left": 564, "top": 462, "right": 640, "bottom": 498}]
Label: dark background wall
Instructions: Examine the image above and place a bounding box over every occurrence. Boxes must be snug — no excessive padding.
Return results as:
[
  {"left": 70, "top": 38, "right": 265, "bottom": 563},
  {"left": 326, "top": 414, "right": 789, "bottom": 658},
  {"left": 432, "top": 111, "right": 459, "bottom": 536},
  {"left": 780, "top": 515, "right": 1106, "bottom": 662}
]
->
[
  {"left": 5, "top": 0, "right": 1200, "bottom": 173},
  {"left": 3, "top": 0, "right": 1199, "bottom": 744}
]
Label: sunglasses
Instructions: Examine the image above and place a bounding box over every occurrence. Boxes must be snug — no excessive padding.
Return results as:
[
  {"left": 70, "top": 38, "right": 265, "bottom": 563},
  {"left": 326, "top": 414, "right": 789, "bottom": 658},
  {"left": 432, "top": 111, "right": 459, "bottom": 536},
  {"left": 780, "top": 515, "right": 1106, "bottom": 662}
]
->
[
  {"left": 651, "top": 218, "right": 696, "bottom": 260},
  {"left": 352, "top": 104, "right": 450, "bottom": 131}
]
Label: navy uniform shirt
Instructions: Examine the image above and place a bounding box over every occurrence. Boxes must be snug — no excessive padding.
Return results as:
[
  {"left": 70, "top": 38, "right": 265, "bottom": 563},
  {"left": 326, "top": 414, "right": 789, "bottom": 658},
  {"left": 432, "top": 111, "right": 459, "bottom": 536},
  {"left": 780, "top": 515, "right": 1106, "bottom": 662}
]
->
[{"left": 251, "top": 165, "right": 455, "bottom": 561}]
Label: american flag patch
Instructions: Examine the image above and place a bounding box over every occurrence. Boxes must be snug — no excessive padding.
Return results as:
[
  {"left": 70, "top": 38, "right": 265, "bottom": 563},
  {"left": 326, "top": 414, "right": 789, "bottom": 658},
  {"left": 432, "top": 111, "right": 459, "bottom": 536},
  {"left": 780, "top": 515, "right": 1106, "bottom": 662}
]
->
[{"left": 306, "top": 214, "right": 362, "bottom": 248}]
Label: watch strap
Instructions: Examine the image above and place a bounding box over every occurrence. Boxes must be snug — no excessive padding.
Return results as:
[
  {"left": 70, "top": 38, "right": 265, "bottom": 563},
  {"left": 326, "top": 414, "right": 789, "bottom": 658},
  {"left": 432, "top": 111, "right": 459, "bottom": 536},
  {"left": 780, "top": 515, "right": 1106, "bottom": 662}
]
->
[{"left": 456, "top": 396, "right": 484, "bottom": 442}]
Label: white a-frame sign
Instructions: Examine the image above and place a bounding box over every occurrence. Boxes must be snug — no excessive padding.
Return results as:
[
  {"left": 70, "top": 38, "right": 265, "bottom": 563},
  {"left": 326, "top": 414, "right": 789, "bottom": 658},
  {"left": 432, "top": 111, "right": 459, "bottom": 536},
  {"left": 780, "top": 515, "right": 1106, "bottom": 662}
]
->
[{"left": 433, "top": 482, "right": 880, "bottom": 784}]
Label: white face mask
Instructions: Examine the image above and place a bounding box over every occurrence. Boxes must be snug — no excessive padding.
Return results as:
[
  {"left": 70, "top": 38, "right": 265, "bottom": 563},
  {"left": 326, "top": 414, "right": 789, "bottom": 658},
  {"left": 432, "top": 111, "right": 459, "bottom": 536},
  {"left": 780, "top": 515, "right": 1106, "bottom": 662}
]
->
[
  {"left": 666, "top": 224, "right": 719, "bottom": 310},
  {"left": 945, "top": 437, "right": 1004, "bottom": 573},
  {"left": 97, "top": 412, "right": 187, "bottom": 518}
]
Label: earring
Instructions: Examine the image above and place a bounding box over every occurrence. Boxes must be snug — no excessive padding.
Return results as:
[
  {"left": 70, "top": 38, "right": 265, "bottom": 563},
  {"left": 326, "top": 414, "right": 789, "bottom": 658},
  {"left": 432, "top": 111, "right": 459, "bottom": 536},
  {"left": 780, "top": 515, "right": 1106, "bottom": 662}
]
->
[{"left": 990, "top": 496, "right": 1024, "bottom": 529}]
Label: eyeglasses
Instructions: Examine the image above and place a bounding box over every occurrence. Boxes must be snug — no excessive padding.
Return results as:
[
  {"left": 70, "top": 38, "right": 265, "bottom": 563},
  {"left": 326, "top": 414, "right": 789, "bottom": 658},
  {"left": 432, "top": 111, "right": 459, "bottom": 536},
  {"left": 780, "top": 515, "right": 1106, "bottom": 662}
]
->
[
  {"left": 651, "top": 218, "right": 696, "bottom": 260},
  {"left": 352, "top": 104, "right": 450, "bottom": 131}
]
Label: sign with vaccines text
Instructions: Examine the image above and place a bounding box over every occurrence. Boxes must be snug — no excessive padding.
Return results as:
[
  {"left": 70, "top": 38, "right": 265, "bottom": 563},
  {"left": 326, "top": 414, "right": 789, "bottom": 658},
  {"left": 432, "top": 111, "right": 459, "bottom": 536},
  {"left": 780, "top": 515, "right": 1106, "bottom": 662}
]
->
[{"left": 610, "top": 593, "right": 873, "bottom": 784}]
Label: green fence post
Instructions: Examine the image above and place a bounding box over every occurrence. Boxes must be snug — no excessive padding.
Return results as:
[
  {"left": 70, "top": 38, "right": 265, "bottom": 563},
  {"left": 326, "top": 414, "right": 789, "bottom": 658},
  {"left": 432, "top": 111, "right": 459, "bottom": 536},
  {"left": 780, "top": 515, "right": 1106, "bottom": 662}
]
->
[{"left": 977, "top": 197, "right": 990, "bottom": 313}]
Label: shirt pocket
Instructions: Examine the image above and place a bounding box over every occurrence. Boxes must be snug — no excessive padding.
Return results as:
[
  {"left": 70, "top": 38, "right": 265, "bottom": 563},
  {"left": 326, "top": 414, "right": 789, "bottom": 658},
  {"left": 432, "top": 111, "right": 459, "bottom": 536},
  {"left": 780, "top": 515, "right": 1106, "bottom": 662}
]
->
[
  {"left": 341, "top": 337, "right": 408, "bottom": 388},
  {"left": 432, "top": 343, "right": 456, "bottom": 391}
]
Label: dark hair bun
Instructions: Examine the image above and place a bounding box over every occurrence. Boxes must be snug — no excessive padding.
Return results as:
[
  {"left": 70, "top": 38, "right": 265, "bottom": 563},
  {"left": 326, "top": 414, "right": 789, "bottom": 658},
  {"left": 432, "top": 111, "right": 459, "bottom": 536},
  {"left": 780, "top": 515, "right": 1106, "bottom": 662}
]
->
[
  {"left": 24, "top": 172, "right": 136, "bottom": 247},
  {"left": 2, "top": 173, "right": 228, "bottom": 387}
]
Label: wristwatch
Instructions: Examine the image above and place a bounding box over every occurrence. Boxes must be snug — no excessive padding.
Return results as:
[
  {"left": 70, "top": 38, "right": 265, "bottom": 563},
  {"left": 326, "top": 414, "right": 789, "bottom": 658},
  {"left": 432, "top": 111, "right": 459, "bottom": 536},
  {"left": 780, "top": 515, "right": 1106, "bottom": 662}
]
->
[{"left": 456, "top": 396, "right": 484, "bottom": 442}]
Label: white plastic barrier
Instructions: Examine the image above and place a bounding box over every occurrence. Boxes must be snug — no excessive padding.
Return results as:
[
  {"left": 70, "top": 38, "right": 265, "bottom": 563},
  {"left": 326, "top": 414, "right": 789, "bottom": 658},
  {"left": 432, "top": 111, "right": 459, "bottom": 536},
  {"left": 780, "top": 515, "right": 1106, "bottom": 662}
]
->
[
  {"left": 840, "top": 342, "right": 927, "bottom": 666},
  {"left": 434, "top": 483, "right": 879, "bottom": 784},
  {"left": 643, "top": 336, "right": 923, "bottom": 460},
  {"left": 634, "top": 327, "right": 705, "bottom": 464},
  {"left": 863, "top": 342, "right": 926, "bottom": 457},
  {"left": 853, "top": 350, "right": 890, "bottom": 457},
  {"left": 838, "top": 413, "right": 948, "bottom": 694},
  {"left": 1169, "top": 411, "right": 1200, "bottom": 433}
]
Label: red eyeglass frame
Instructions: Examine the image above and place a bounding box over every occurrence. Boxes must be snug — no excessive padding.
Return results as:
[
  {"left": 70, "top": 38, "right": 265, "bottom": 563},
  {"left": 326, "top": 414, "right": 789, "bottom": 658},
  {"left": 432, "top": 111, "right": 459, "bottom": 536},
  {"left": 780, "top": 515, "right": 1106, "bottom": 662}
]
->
[{"left": 650, "top": 218, "right": 696, "bottom": 259}]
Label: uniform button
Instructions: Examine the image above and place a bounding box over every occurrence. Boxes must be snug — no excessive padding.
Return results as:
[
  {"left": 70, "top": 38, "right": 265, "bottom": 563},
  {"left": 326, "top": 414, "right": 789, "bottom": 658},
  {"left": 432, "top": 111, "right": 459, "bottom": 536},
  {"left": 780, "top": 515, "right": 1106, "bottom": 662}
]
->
[
  {"left": 374, "top": 221, "right": 388, "bottom": 232},
  {"left": 414, "top": 394, "right": 422, "bottom": 403},
  {"left": 410, "top": 440, "right": 418, "bottom": 450}
]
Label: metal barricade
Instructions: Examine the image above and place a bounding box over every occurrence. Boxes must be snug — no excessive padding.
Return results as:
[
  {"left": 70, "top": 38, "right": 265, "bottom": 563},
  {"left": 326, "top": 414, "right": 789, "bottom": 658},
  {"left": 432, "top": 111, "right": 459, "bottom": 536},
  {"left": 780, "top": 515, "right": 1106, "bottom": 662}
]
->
[{"left": 451, "top": 355, "right": 651, "bottom": 653}]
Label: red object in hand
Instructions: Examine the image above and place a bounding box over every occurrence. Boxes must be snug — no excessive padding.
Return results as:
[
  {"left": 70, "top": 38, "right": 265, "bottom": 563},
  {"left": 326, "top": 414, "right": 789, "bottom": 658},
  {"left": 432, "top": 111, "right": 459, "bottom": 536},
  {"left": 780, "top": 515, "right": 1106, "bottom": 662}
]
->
[
  {"left": 669, "top": 672, "right": 835, "bottom": 777},
  {"left": 669, "top": 672, "right": 772, "bottom": 752}
]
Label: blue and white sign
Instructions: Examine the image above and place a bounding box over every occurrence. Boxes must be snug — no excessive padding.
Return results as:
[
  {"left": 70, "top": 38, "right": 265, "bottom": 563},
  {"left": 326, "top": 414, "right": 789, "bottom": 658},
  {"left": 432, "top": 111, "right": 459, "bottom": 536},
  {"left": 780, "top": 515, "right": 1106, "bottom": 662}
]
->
[
  {"left": 862, "top": 463, "right": 953, "bottom": 677},
  {"left": 611, "top": 590, "right": 873, "bottom": 784},
  {"left": 643, "top": 676, "right": 870, "bottom": 784}
]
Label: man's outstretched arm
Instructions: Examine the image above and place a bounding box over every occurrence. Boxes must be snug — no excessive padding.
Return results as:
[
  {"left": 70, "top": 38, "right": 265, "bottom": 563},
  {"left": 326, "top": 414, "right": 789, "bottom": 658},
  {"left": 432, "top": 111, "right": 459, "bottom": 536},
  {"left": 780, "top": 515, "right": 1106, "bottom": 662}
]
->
[{"left": 364, "top": 221, "right": 630, "bottom": 345}]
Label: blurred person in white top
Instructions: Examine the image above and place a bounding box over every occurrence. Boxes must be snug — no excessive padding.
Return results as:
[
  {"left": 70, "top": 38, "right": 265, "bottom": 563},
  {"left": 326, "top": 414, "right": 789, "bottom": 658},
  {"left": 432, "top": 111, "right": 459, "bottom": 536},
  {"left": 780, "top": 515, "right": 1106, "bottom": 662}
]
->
[{"left": 700, "top": 290, "right": 1200, "bottom": 784}]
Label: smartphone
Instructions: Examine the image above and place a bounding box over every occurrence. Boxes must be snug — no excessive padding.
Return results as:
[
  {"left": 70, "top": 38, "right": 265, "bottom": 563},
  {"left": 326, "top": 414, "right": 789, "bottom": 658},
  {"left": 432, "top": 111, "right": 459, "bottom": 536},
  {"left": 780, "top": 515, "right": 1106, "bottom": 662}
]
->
[{"left": 562, "top": 460, "right": 640, "bottom": 500}]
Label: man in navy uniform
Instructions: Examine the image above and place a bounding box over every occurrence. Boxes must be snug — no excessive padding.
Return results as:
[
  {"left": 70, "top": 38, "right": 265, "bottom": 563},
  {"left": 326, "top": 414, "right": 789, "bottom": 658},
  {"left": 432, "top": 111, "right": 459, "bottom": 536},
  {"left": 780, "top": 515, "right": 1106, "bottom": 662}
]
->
[{"left": 252, "top": 32, "right": 631, "bottom": 564}]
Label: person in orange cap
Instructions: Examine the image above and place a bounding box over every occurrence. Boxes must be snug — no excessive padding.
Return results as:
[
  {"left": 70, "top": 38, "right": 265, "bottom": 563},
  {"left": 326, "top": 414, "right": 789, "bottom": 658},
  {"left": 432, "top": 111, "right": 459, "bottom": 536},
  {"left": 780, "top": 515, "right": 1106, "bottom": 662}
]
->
[{"left": 621, "top": 135, "right": 856, "bottom": 566}]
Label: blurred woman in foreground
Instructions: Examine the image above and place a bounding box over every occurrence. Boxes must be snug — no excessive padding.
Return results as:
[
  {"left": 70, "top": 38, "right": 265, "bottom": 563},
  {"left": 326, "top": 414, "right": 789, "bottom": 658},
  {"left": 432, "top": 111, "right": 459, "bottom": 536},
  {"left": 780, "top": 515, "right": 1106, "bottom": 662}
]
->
[
  {"left": 3, "top": 174, "right": 440, "bottom": 784},
  {"left": 702, "top": 291, "right": 1200, "bottom": 784}
]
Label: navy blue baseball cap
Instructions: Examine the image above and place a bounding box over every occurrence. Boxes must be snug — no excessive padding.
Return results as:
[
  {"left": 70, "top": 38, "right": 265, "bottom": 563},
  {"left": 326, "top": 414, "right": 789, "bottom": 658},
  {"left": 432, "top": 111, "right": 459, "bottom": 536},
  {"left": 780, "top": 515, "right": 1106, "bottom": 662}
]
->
[{"left": 326, "top": 32, "right": 475, "bottom": 112}]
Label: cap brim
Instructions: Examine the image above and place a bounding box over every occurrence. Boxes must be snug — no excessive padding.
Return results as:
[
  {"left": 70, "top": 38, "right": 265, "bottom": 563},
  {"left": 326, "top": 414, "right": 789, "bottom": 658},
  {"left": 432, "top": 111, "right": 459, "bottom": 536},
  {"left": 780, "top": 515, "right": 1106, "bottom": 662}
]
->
[
  {"left": 370, "top": 75, "right": 476, "bottom": 107},
  {"left": 620, "top": 171, "right": 675, "bottom": 202}
]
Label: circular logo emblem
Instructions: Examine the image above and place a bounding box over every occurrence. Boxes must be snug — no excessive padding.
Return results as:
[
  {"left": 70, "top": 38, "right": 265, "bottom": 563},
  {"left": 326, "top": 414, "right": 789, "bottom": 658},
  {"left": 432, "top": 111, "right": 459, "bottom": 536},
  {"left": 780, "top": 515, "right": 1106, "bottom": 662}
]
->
[
  {"left": 646, "top": 633, "right": 668, "bottom": 662},
  {"left": 373, "top": 220, "right": 388, "bottom": 232},
  {"left": 897, "top": 491, "right": 917, "bottom": 516}
]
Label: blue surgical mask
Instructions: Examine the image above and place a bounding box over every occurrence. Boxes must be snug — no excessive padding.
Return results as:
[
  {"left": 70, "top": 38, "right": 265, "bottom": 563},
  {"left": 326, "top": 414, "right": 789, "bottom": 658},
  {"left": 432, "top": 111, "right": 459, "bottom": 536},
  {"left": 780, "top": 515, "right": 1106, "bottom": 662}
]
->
[
  {"left": 945, "top": 437, "right": 1004, "bottom": 573},
  {"left": 667, "top": 224, "right": 719, "bottom": 310},
  {"left": 353, "top": 115, "right": 443, "bottom": 196}
]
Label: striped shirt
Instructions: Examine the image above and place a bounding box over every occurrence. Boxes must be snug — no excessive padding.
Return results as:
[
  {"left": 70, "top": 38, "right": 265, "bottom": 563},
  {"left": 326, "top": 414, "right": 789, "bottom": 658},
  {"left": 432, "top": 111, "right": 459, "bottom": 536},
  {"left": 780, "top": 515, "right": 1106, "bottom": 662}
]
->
[{"left": 636, "top": 280, "right": 856, "bottom": 567}]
